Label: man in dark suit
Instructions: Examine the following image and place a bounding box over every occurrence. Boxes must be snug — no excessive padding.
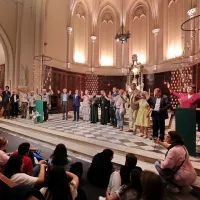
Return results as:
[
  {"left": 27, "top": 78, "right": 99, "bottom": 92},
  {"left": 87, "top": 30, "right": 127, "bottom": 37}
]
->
[
  {"left": 10, "top": 89, "right": 19, "bottom": 118},
  {"left": 70, "top": 89, "right": 81, "bottom": 121},
  {"left": 2, "top": 86, "right": 11, "bottom": 119},
  {"left": 147, "top": 88, "right": 170, "bottom": 141}
]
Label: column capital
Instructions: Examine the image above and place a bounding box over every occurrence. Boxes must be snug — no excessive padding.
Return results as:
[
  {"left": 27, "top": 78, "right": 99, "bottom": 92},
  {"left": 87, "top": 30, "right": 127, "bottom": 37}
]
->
[
  {"left": 67, "top": 27, "right": 73, "bottom": 34},
  {"left": 152, "top": 28, "right": 160, "bottom": 36},
  {"left": 187, "top": 8, "right": 197, "bottom": 18},
  {"left": 91, "top": 35, "right": 97, "bottom": 42}
]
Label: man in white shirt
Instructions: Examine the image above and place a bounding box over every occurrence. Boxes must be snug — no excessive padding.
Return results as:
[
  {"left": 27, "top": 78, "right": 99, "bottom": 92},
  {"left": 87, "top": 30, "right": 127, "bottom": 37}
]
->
[
  {"left": 20, "top": 91, "right": 28, "bottom": 118},
  {"left": 147, "top": 88, "right": 170, "bottom": 141}
]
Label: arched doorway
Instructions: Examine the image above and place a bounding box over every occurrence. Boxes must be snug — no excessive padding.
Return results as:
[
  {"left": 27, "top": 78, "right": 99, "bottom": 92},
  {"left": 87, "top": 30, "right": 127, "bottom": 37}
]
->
[{"left": 0, "top": 25, "right": 14, "bottom": 91}]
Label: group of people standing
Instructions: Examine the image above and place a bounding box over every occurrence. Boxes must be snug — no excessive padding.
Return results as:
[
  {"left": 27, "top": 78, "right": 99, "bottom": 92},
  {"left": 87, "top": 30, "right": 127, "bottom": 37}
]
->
[
  {"left": 59, "top": 83, "right": 169, "bottom": 140},
  {"left": 0, "top": 86, "right": 53, "bottom": 122},
  {"left": 0, "top": 86, "right": 37, "bottom": 119}
]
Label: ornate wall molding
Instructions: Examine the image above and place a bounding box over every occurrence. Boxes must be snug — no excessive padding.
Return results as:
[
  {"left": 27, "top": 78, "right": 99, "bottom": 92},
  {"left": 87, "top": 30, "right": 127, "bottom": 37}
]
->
[
  {"left": 102, "top": 11, "right": 113, "bottom": 23},
  {"left": 133, "top": 6, "right": 146, "bottom": 20},
  {"left": 168, "top": 0, "right": 176, "bottom": 6},
  {"left": 75, "top": 4, "right": 85, "bottom": 18}
]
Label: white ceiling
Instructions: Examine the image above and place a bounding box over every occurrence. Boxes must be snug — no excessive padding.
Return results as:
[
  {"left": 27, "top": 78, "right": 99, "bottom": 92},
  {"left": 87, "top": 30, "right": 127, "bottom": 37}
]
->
[{"left": 0, "top": 43, "right": 5, "bottom": 65}]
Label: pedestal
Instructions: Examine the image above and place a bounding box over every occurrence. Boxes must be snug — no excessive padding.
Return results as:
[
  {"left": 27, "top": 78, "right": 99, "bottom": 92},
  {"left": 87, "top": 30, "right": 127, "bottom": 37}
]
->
[
  {"left": 175, "top": 108, "right": 196, "bottom": 156},
  {"left": 36, "top": 100, "right": 43, "bottom": 123}
]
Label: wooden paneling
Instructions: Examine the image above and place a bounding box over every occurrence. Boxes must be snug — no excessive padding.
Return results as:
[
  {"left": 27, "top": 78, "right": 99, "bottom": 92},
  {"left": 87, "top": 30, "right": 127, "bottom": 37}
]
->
[
  {"left": 44, "top": 66, "right": 126, "bottom": 94},
  {"left": 0, "top": 64, "right": 5, "bottom": 89},
  {"left": 144, "top": 71, "right": 171, "bottom": 96}
]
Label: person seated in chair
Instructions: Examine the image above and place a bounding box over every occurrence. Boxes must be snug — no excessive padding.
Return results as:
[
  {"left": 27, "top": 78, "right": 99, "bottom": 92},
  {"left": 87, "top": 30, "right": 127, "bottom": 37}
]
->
[{"left": 87, "top": 149, "right": 114, "bottom": 188}]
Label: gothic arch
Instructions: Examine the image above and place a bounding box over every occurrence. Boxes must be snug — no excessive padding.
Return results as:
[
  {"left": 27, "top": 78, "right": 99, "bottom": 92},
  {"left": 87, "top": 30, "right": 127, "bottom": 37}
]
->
[
  {"left": 0, "top": 25, "right": 14, "bottom": 90},
  {"left": 97, "top": 4, "right": 119, "bottom": 67},
  {"left": 127, "top": 0, "right": 152, "bottom": 64},
  {"left": 72, "top": 2, "right": 89, "bottom": 64}
]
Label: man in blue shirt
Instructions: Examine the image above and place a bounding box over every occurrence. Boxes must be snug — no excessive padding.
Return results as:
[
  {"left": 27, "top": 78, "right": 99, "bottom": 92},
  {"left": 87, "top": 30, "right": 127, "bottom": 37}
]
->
[{"left": 70, "top": 89, "right": 81, "bottom": 121}]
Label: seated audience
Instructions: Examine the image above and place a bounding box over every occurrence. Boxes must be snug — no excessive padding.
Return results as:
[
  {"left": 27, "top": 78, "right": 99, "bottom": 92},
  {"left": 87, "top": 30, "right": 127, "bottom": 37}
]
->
[
  {"left": 99, "top": 153, "right": 142, "bottom": 199},
  {"left": 155, "top": 131, "right": 197, "bottom": 193},
  {"left": 105, "top": 169, "right": 142, "bottom": 200},
  {"left": 40, "top": 166, "right": 79, "bottom": 200},
  {"left": 0, "top": 137, "right": 10, "bottom": 172},
  {"left": 87, "top": 149, "right": 114, "bottom": 188},
  {"left": 12, "top": 143, "right": 33, "bottom": 175},
  {"left": 48, "top": 143, "right": 71, "bottom": 170},
  {"left": 120, "top": 153, "right": 142, "bottom": 186},
  {"left": 4, "top": 155, "right": 46, "bottom": 187},
  {"left": 140, "top": 171, "right": 165, "bottom": 200}
]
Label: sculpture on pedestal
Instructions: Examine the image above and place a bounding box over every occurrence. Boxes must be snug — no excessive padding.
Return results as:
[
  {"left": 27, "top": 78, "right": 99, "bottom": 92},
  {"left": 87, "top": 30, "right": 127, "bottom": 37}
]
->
[{"left": 126, "top": 54, "right": 144, "bottom": 91}]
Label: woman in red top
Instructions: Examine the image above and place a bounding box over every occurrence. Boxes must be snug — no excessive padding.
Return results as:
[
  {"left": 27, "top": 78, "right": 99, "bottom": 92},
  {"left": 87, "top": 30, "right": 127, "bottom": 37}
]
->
[{"left": 168, "top": 83, "right": 200, "bottom": 108}]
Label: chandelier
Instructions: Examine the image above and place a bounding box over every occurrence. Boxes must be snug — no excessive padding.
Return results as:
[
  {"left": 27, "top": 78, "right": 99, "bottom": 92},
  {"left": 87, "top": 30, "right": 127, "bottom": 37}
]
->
[
  {"left": 115, "top": 24, "right": 131, "bottom": 43},
  {"left": 115, "top": 0, "right": 130, "bottom": 43}
]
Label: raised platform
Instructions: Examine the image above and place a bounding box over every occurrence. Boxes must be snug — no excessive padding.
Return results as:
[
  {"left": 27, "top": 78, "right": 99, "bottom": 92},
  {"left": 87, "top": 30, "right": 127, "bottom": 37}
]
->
[{"left": 0, "top": 114, "right": 200, "bottom": 173}]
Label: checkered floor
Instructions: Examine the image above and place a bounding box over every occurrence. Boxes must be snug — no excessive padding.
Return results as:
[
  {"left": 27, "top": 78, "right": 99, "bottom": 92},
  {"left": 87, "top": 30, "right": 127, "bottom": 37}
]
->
[{"left": 13, "top": 114, "right": 170, "bottom": 154}]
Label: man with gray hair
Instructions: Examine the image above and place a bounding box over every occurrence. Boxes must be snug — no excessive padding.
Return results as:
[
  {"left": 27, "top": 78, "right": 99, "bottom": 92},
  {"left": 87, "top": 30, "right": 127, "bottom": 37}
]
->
[
  {"left": 28, "top": 91, "right": 36, "bottom": 117},
  {"left": 60, "top": 88, "right": 70, "bottom": 120},
  {"left": 126, "top": 83, "right": 140, "bottom": 133}
]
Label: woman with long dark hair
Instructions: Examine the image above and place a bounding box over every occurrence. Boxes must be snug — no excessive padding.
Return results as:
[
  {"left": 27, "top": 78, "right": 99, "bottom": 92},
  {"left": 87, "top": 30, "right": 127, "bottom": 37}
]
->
[
  {"left": 40, "top": 166, "right": 79, "bottom": 200},
  {"left": 105, "top": 169, "right": 142, "bottom": 200},
  {"left": 4, "top": 155, "right": 46, "bottom": 186},
  {"left": 155, "top": 131, "right": 196, "bottom": 193},
  {"left": 141, "top": 171, "right": 165, "bottom": 200},
  {"left": 48, "top": 144, "right": 70, "bottom": 170}
]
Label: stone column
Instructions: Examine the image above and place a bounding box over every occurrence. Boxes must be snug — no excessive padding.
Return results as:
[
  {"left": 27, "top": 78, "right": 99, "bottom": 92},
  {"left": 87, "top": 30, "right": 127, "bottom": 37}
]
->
[
  {"left": 152, "top": 28, "right": 160, "bottom": 70},
  {"left": 66, "top": 27, "right": 73, "bottom": 69},
  {"left": 91, "top": 36, "right": 97, "bottom": 71},
  {"left": 187, "top": 8, "right": 197, "bottom": 61},
  {"left": 14, "top": 0, "right": 23, "bottom": 89}
]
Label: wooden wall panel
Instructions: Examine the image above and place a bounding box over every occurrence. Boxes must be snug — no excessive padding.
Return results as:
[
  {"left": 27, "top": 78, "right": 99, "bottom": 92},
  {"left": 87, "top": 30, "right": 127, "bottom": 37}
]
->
[
  {"left": 144, "top": 71, "right": 171, "bottom": 96},
  {"left": 0, "top": 64, "right": 5, "bottom": 89},
  {"left": 44, "top": 67, "right": 126, "bottom": 94}
]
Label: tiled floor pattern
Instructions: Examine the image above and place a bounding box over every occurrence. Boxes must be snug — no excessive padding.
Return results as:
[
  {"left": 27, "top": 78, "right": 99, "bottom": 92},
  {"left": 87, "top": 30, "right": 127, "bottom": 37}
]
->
[
  {"left": 13, "top": 114, "right": 165, "bottom": 154},
  {"left": 13, "top": 114, "right": 200, "bottom": 155}
]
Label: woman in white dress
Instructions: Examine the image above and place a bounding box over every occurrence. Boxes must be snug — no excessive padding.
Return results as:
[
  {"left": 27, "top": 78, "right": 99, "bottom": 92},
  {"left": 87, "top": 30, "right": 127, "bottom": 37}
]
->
[{"left": 81, "top": 90, "right": 91, "bottom": 121}]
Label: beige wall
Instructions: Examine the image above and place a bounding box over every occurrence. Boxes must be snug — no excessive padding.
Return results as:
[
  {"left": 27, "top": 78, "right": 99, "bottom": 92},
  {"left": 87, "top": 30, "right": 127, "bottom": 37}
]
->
[
  {"left": 0, "top": 0, "right": 200, "bottom": 90},
  {"left": 0, "top": 0, "right": 44, "bottom": 91},
  {"left": 43, "top": 0, "right": 200, "bottom": 76}
]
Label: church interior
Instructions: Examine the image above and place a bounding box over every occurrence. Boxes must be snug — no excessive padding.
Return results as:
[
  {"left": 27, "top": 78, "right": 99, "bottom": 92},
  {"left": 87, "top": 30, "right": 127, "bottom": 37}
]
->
[{"left": 1, "top": 0, "right": 200, "bottom": 199}]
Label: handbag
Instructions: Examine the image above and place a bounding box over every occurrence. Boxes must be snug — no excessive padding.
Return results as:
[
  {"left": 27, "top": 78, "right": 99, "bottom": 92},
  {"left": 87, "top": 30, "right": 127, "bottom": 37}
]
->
[
  {"left": 120, "top": 107, "right": 126, "bottom": 115},
  {"left": 159, "top": 147, "right": 187, "bottom": 181}
]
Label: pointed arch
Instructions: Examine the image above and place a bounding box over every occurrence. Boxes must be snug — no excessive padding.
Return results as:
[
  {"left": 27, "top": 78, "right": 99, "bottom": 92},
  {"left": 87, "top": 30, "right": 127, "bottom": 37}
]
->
[
  {"left": 127, "top": 0, "right": 152, "bottom": 64},
  {"left": 97, "top": 4, "right": 119, "bottom": 67},
  {"left": 72, "top": 2, "right": 89, "bottom": 64},
  {"left": 0, "top": 25, "right": 14, "bottom": 90}
]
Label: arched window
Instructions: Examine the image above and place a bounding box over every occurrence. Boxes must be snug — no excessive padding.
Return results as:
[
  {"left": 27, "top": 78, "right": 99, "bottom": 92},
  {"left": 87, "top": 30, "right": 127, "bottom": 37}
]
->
[
  {"left": 99, "top": 11, "right": 114, "bottom": 66},
  {"left": 73, "top": 4, "right": 87, "bottom": 63},
  {"left": 167, "top": 0, "right": 183, "bottom": 59},
  {"left": 131, "top": 6, "right": 147, "bottom": 64}
]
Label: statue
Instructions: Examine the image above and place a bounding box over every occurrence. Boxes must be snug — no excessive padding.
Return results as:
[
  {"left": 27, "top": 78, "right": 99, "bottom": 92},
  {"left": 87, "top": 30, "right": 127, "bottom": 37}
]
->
[
  {"left": 20, "top": 65, "right": 27, "bottom": 87},
  {"left": 126, "top": 54, "right": 144, "bottom": 91}
]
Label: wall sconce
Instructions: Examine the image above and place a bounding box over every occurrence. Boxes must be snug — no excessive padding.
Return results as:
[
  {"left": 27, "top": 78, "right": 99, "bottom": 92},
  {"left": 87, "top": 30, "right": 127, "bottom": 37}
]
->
[{"left": 67, "top": 27, "right": 73, "bottom": 34}]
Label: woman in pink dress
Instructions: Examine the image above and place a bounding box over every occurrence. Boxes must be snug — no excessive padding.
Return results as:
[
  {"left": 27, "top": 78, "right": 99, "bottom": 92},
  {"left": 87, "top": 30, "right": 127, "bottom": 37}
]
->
[
  {"left": 155, "top": 131, "right": 197, "bottom": 193},
  {"left": 168, "top": 83, "right": 200, "bottom": 108}
]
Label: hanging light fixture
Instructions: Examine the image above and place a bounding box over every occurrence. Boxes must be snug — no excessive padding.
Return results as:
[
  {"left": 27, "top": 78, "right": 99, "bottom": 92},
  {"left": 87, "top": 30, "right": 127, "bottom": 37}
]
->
[{"left": 115, "top": 0, "right": 130, "bottom": 43}]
